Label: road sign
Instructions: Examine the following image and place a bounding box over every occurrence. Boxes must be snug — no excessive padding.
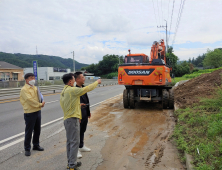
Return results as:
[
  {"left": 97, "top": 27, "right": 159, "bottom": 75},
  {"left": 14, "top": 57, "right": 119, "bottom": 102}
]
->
[{"left": 33, "top": 60, "right": 38, "bottom": 81}]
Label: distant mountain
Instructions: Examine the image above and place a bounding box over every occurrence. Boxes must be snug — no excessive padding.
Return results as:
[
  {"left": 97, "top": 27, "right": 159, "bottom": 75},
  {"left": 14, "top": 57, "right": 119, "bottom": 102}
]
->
[{"left": 0, "top": 52, "right": 89, "bottom": 70}]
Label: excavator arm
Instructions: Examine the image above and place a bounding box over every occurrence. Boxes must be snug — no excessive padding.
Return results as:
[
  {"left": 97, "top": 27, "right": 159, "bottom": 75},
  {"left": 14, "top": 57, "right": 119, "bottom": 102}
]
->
[{"left": 150, "top": 39, "right": 166, "bottom": 64}]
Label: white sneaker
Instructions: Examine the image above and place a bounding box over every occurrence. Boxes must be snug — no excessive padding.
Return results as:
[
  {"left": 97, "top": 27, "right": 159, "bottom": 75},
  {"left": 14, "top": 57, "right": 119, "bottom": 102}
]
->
[
  {"left": 79, "top": 146, "right": 91, "bottom": 152},
  {"left": 77, "top": 150, "right": 82, "bottom": 158}
]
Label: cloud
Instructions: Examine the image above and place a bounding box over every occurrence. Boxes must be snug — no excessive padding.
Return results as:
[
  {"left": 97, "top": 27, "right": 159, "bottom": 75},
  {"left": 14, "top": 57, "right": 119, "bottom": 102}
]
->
[
  {"left": 0, "top": 0, "right": 222, "bottom": 65},
  {"left": 127, "top": 30, "right": 159, "bottom": 46},
  {"left": 87, "top": 15, "right": 130, "bottom": 33}
]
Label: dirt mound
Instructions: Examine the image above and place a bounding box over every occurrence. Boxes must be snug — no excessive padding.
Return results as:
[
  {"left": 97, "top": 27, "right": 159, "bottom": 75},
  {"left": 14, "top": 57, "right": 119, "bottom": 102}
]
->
[{"left": 174, "top": 69, "right": 222, "bottom": 108}]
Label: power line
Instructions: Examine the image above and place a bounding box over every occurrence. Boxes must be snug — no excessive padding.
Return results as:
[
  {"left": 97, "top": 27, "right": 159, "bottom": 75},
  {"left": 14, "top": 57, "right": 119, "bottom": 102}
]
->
[
  {"left": 167, "top": 0, "right": 171, "bottom": 21},
  {"left": 60, "top": 52, "right": 72, "bottom": 58},
  {"left": 152, "top": 0, "right": 161, "bottom": 40},
  {"left": 156, "top": 0, "right": 160, "bottom": 24},
  {"left": 172, "top": 0, "right": 186, "bottom": 47},
  {"left": 168, "top": 0, "right": 175, "bottom": 44},
  {"left": 161, "top": 0, "right": 164, "bottom": 27}
]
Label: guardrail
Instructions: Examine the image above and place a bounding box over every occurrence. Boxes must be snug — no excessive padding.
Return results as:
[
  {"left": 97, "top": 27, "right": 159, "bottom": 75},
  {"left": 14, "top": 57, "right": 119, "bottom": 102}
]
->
[{"left": 0, "top": 80, "right": 118, "bottom": 97}]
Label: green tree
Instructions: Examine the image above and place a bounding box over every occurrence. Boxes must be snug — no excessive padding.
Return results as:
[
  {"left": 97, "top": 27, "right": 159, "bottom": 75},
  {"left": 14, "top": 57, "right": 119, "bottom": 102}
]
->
[
  {"left": 166, "top": 46, "right": 179, "bottom": 72},
  {"left": 84, "top": 54, "right": 122, "bottom": 76},
  {"left": 203, "top": 49, "right": 222, "bottom": 68},
  {"left": 188, "top": 58, "right": 191, "bottom": 63},
  {"left": 192, "top": 54, "right": 206, "bottom": 67},
  {"left": 166, "top": 46, "right": 191, "bottom": 77},
  {"left": 167, "top": 46, "right": 173, "bottom": 53},
  {"left": 174, "top": 61, "right": 190, "bottom": 77}
]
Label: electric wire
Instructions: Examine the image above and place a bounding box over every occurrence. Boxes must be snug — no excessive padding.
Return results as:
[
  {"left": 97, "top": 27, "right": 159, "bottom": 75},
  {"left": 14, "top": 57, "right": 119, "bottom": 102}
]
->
[
  {"left": 172, "top": 0, "right": 186, "bottom": 47},
  {"left": 161, "top": 0, "right": 164, "bottom": 27},
  {"left": 167, "top": 0, "right": 171, "bottom": 21},
  {"left": 160, "top": 0, "right": 165, "bottom": 40},
  {"left": 168, "top": 0, "right": 175, "bottom": 45},
  {"left": 156, "top": 0, "right": 163, "bottom": 39},
  {"left": 152, "top": 0, "right": 161, "bottom": 40},
  {"left": 60, "top": 52, "right": 72, "bottom": 58}
]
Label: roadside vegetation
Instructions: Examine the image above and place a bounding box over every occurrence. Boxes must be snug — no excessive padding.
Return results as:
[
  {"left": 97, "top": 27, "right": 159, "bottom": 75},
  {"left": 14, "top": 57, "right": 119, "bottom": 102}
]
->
[
  {"left": 171, "top": 67, "right": 222, "bottom": 86},
  {"left": 81, "top": 54, "right": 124, "bottom": 77},
  {"left": 173, "top": 87, "right": 222, "bottom": 169}
]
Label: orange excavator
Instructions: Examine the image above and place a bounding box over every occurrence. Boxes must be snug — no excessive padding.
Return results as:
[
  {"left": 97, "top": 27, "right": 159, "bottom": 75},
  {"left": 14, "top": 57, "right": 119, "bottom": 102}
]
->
[{"left": 118, "top": 39, "right": 174, "bottom": 109}]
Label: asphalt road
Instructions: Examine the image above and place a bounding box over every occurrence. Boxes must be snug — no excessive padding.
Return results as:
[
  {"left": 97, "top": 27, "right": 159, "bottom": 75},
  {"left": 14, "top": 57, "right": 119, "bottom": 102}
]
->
[{"left": 0, "top": 85, "right": 124, "bottom": 141}]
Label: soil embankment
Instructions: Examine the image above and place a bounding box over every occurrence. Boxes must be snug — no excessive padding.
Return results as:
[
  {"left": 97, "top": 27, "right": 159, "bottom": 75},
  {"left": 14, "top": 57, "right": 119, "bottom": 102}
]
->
[{"left": 174, "top": 69, "right": 222, "bottom": 108}]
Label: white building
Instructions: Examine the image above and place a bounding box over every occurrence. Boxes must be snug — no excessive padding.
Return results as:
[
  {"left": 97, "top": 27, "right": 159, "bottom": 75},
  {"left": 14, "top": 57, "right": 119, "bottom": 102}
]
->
[{"left": 24, "top": 67, "right": 71, "bottom": 80}]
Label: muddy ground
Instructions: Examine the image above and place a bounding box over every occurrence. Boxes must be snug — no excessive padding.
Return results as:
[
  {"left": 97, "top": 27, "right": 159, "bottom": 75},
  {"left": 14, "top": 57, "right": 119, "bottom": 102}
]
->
[{"left": 89, "top": 95, "right": 185, "bottom": 170}]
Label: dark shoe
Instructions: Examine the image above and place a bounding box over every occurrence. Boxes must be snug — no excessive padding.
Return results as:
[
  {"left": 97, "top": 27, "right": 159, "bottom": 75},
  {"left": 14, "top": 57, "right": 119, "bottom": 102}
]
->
[
  {"left": 67, "top": 162, "right": 82, "bottom": 169},
  {"left": 25, "top": 151, "right": 31, "bottom": 156},
  {"left": 33, "top": 146, "right": 44, "bottom": 151}
]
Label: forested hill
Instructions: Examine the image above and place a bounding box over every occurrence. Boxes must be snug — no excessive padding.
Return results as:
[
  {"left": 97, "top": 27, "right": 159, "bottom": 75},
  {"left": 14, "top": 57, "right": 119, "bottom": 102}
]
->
[{"left": 0, "top": 52, "right": 89, "bottom": 70}]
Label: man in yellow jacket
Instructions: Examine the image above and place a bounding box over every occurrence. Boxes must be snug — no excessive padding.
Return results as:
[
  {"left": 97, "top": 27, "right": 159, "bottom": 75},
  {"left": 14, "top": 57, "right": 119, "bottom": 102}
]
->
[
  {"left": 60, "top": 73, "right": 101, "bottom": 170},
  {"left": 20, "top": 73, "right": 45, "bottom": 156}
]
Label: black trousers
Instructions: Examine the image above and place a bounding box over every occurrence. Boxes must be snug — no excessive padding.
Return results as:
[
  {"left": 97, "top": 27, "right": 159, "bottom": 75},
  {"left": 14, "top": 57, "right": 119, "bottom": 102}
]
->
[
  {"left": 79, "top": 112, "right": 88, "bottom": 148},
  {"left": 24, "top": 110, "right": 41, "bottom": 151}
]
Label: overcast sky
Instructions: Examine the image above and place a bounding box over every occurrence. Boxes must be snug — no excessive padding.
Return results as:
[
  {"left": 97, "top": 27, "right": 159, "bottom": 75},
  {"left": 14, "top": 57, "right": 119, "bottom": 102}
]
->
[{"left": 0, "top": 0, "right": 221, "bottom": 64}]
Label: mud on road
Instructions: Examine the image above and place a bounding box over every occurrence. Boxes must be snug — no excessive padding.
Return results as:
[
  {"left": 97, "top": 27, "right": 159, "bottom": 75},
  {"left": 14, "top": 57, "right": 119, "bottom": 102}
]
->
[{"left": 90, "top": 95, "right": 185, "bottom": 170}]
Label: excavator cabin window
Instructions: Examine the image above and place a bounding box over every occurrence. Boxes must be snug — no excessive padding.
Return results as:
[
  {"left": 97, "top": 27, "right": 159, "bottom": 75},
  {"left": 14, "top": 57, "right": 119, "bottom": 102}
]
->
[{"left": 124, "top": 56, "right": 143, "bottom": 63}]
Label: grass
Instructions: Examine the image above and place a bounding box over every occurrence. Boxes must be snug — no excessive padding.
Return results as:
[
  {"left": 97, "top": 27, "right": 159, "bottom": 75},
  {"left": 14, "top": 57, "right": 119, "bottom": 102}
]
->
[
  {"left": 171, "top": 77, "right": 190, "bottom": 86},
  {"left": 182, "top": 67, "right": 222, "bottom": 79},
  {"left": 171, "top": 67, "right": 222, "bottom": 86},
  {"left": 101, "top": 72, "right": 118, "bottom": 79},
  {"left": 173, "top": 87, "right": 222, "bottom": 169}
]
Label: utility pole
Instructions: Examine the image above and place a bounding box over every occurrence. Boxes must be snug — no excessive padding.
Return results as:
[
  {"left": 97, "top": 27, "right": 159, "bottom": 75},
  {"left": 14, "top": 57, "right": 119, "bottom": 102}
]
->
[
  {"left": 72, "top": 51, "right": 75, "bottom": 73},
  {"left": 36, "top": 46, "right": 38, "bottom": 56},
  {"left": 35, "top": 46, "right": 38, "bottom": 86},
  {"left": 157, "top": 20, "right": 168, "bottom": 53}
]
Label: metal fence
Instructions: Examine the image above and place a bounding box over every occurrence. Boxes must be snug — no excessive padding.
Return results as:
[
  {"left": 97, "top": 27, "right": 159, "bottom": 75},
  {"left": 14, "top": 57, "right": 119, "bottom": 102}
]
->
[
  {"left": 0, "top": 79, "right": 118, "bottom": 97},
  {"left": 0, "top": 81, "right": 25, "bottom": 88}
]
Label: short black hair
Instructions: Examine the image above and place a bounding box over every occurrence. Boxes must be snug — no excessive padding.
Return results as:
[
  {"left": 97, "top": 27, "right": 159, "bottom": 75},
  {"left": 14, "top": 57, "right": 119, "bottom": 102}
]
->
[
  {"left": 62, "top": 73, "right": 74, "bottom": 84},
  {"left": 24, "top": 73, "right": 35, "bottom": 80},
  {"left": 74, "top": 72, "right": 83, "bottom": 79}
]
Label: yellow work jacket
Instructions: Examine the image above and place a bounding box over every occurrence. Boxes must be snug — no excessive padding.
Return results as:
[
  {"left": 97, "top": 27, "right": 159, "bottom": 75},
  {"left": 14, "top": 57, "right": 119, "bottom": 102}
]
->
[
  {"left": 60, "top": 81, "right": 98, "bottom": 120},
  {"left": 20, "top": 84, "right": 42, "bottom": 113}
]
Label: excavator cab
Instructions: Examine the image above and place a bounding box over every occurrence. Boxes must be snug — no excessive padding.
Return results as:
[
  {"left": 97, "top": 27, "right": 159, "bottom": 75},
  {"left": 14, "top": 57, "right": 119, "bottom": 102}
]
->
[{"left": 124, "top": 56, "right": 143, "bottom": 63}]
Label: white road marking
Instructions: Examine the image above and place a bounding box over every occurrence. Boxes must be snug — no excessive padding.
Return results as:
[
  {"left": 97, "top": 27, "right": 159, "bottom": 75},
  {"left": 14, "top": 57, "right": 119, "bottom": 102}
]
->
[
  {"left": 0, "top": 138, "right": 24, "bottom": 151},
  {"left": 0, "top": 132, "right": 24, "bottom": 145},
  {"left": 45, "top": 100, "right": 59, "bottom": 104},
  {"left": 0, "top": 94, "right": 122, "bottom": 151}
]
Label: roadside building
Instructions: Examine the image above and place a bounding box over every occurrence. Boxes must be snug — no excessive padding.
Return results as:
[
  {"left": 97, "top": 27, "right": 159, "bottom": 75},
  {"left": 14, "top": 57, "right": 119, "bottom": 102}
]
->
[
  {"left": 24, "top": 67, "right": 71, "bottom": 80},
  {"left": 80, "top": 70, "right": 95, "bottom": 79},
  {"left": 0, "top": 61, "right": 24, "bottom": 81}
]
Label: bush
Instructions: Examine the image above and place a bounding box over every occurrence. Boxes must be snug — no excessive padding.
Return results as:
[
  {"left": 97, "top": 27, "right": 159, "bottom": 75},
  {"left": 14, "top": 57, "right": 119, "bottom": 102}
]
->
[
  {"left": 103, "top": 72, "right": 118, "bottom": 79},
  {"left": 44, "top": 81, "right": 52, "bottom": 85},
  {"left": 192, "top": 68, "right": 199, "bottom": 73}
]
